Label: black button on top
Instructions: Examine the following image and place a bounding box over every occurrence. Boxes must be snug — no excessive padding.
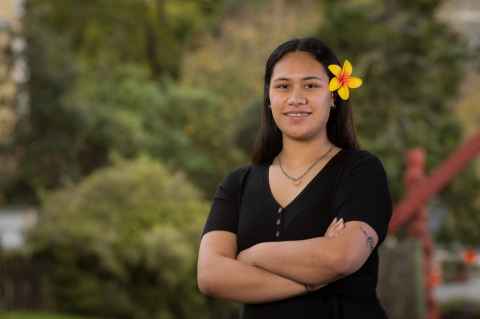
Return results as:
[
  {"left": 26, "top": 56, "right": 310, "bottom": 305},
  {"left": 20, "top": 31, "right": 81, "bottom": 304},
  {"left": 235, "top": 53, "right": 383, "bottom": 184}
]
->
[{"left": 275, "top": 207, "right": 283, "bottom": 238}]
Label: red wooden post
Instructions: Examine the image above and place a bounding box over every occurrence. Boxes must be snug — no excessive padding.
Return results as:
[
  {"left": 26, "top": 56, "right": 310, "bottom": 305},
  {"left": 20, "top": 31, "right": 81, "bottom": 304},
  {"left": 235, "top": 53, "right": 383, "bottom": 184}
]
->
[{"left": 404, "top": 149, "right": 439, "bottom": 319}]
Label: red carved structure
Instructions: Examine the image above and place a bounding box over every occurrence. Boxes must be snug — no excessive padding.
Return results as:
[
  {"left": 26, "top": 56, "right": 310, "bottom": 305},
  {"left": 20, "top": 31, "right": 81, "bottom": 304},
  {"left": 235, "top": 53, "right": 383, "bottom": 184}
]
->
[{"left": 388, "top": 131, "right": 480, "bottom": 319}]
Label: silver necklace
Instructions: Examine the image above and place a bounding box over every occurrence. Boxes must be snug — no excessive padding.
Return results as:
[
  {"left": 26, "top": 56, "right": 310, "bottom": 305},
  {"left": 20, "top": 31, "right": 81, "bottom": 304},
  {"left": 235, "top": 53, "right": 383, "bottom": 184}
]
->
[{"left": 277, "top": 146, "right": 334, "bottom": 186}]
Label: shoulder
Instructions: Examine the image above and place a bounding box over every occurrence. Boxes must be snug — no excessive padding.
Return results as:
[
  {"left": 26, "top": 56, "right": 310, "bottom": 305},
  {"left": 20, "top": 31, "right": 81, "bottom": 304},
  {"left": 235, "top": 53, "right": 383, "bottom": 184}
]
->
[
  {"left": 224, "top": 164, "right": 252, "bottom": 180},
  {"left": 219, "top": 164, "right": 253, "bottom": 191},
  {"left": 340, "top": 149, "right": 387, "bottom": 176}
]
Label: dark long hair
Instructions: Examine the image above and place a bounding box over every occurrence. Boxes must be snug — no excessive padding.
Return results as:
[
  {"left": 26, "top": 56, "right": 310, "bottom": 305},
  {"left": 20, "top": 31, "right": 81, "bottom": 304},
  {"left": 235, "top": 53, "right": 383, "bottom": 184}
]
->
[{"left": 251, "top": 37, "right": 360, "bottom": 165}]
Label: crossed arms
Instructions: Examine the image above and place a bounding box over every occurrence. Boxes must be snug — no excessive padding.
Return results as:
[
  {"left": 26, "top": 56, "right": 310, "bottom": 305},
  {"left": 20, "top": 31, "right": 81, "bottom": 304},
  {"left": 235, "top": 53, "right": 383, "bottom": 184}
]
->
[{"left": 196, "top": 218, "right": 378, "bottom": 304}]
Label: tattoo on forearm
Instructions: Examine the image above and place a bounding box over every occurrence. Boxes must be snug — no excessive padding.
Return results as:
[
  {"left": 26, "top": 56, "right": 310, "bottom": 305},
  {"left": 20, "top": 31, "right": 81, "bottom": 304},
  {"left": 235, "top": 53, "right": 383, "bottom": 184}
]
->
[{"left": 360, "top": 227, "right": 375, "bottom": 250}]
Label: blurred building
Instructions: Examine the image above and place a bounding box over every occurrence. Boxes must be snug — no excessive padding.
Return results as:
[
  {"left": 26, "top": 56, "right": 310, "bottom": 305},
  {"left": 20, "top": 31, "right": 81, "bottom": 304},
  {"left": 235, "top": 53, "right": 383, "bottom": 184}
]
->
[
  {"left": 0, "top": 0, "right": 25, "bottom": 144},
  {"left": 0, "top": 0, "right": 25, "bottom": 205},
  {"left": 439, "top": 0, "right": 480, "bottom": 50},
  {"left": 0, "top": 207, "right": 37, "bottom": 250}
]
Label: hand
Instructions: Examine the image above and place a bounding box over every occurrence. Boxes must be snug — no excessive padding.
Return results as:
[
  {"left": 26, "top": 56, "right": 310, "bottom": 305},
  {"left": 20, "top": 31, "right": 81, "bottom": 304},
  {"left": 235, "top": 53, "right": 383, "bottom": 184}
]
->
[{"left": 324, "top": 217, "right": 345, "bottom": 238}]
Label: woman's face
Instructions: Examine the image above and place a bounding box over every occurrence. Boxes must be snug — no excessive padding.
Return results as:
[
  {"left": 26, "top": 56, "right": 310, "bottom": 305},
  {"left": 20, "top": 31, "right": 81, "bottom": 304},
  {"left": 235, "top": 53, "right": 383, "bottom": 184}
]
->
[{"left": 269, "top": 51, "right": 334, "bottom": 142}]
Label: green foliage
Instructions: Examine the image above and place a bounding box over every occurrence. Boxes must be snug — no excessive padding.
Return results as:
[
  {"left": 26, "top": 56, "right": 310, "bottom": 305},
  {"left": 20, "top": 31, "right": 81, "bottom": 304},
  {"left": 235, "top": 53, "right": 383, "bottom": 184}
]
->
[
  {"left": 436, "top": 168, "right": 480, "bottom": 244},
  {"left": 4, "top": 0, "right": 244, "bottom": 204},
  {"left": 65, "top": 64, "right": 244, "bottom": 195},
  {"left": 7, "top": 17, "right": 80, "bottom": 203},
  {"left": 0, "top": 312, "right": 95, "bottom": 319},
  {"left": 27, "top": 157, "right": 210, "bottom": 319},
  {"left": 25, "top": 0, "right": 226, "bottom": 79},
  {"left": 233, "top": 100, "right": 263, "bottom": 156}
]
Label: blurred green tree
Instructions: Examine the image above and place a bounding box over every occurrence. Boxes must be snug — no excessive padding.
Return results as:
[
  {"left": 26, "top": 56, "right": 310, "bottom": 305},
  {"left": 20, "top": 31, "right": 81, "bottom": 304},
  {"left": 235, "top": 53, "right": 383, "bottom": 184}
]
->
[
  {"left": 25, "top": 0, "right": 227, "bottom": 79},
  {"left": 27, "top": 156, "right": 220, "bottom": 319},
  {"left": 65, "top": 64, "right": 244, "bottom": 195},
  {"left": 4, "top": 0, "right": 243, "bottom": 203},
  {"left": 9, "top": 60, "right": 243, "bottom": 203}
]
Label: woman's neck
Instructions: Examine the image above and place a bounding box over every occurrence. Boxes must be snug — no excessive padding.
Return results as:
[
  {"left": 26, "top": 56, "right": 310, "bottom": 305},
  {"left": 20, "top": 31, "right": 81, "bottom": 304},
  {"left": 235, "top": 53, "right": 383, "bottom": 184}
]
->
[{"left": 278, "top": 135, "right": 336, "bottom": 169}]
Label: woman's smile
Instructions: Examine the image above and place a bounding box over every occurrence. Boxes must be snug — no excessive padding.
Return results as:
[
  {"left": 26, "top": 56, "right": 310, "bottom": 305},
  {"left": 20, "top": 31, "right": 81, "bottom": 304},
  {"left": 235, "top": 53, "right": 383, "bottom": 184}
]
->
[
  {"left": 284, "top": 112, "right": 312, "bottom": 125},
  {"left": 284, "top": 111, "right": 312, "bottom": 118}
]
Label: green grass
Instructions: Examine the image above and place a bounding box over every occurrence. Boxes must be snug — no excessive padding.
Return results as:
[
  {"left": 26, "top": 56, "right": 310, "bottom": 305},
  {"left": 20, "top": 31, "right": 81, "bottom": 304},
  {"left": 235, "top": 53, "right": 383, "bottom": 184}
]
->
[{"left": 0, "top": 312, "right": 97, "bottom": 319}]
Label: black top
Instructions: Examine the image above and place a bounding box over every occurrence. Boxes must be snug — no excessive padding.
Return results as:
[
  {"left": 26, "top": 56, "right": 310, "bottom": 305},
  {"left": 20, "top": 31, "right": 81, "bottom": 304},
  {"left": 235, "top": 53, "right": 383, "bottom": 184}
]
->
[{"left": 201, "top": 149, "right": 393, "bottom": 319}]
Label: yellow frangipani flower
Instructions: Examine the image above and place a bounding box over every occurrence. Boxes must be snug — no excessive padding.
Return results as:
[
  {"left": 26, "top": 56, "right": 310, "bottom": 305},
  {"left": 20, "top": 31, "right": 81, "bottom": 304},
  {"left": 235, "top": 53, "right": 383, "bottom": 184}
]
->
[{"left": 328, "top": 60, "right": 363, "bottom": 100}]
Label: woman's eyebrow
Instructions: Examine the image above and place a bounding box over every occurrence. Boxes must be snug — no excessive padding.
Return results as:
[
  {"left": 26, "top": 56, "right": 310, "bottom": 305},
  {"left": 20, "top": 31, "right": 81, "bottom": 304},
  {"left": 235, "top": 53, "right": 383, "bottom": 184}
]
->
[
  {"left": 302, "top": 76, "right": 324, "bottom": 81},
  {"left": 272, "top": 76, "right": 324, "bottom": 82}
]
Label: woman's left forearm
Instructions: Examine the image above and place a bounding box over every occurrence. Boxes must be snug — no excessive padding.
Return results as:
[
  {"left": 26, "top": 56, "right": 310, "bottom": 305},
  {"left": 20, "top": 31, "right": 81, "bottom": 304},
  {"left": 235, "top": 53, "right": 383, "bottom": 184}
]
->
[{"left": 238, "top": 237, "right": 345, "bottom": 285}]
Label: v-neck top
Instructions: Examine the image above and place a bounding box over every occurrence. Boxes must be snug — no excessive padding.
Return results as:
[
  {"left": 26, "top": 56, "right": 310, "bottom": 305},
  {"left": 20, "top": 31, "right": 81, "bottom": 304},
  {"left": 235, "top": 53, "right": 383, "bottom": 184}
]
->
[
  {"left": 201, "top": 148, "right": 393, "bottom": 319},
  {"left": 266, "top": 149, "right": 342, "bottom": 211}
]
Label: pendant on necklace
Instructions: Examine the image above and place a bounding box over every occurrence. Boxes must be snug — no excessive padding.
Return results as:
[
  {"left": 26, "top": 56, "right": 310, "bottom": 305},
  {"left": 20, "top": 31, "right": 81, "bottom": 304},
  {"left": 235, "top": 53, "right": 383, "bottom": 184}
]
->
[{"left": 293, "top": 179, "right": 302, "bottom": 186}]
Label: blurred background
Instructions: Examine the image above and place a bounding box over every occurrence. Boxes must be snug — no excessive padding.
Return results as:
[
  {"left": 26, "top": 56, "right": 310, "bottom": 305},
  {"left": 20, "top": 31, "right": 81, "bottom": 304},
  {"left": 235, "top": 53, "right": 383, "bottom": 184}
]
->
[{"left": 0, "top": 0, "right": 479, "bottom": 319}]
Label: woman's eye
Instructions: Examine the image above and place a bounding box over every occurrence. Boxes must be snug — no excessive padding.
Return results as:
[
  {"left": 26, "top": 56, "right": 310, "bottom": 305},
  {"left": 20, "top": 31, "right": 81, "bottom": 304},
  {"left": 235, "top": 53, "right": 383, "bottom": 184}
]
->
[
  {"left": 305, "top": 83, "right": 320, "bottom": 89},
  {"left": 275, "top": 84, "right": 289, "bottom": 89}
]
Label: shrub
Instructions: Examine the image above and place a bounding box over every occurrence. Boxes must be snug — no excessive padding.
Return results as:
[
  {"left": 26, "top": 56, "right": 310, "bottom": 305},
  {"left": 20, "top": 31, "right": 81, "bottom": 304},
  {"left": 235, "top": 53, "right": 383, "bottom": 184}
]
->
[{"left": 27, "top": 156, "right": 211, "bottom": 319}]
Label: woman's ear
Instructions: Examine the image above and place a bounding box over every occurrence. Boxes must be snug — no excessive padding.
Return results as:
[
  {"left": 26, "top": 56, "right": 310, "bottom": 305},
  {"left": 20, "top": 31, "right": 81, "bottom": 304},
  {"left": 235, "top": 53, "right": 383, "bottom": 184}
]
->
[{"left": 330, "top": 93, "right": 335, "bottom": 107}]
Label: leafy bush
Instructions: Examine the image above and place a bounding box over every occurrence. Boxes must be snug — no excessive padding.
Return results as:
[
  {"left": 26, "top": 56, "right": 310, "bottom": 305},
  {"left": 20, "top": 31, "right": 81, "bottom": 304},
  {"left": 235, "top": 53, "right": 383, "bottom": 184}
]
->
[
  {"left": 26, "top": 156, "right": 212, "bottom": 319},
  {"left": 0, "top": 311, "right": 95, "bottom": 319},
  {"left": 65, "top": 65, "right": 244, "bottom": 196}
]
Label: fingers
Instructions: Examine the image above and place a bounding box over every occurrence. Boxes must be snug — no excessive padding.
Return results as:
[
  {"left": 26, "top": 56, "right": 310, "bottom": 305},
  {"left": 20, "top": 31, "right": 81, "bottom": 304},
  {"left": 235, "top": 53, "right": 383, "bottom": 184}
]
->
[
  {"left": 332, "top": 218, "right": 345, "bottom": 234},
  {"left": 327, "top": 217, "right": 342, "bottom": 231},
  {"left": 325, "top": 217, "right": 338, "bottom": 234},
  {"left": 325, "top": 217, "right": 345, "bottom": 238},
  {"left": 330, "top": 217, "right": 343, "bottom": 230},
  {"left": 334, "top": 218, "right": 345, "bottom": 230}
]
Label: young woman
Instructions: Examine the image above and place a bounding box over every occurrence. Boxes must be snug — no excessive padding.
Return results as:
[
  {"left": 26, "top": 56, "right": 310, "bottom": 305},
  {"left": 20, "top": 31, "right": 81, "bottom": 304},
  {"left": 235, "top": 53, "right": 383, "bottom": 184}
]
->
[{"left": 197, "top": 37, "right": 392, "bottom": 319}]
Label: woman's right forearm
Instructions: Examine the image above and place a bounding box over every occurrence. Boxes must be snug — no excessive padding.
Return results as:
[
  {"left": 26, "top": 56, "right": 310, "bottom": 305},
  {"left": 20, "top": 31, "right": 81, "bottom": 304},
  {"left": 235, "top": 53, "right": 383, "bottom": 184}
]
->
[{"left": 198, "top": 253, "right": 306, "bottom": 303}]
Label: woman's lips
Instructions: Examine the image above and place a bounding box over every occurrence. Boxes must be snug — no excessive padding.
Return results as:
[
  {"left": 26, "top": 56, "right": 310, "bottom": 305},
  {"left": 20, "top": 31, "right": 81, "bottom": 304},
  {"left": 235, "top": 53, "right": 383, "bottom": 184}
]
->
[
  {"left": 284, "top": 112, "right": 311, "bottom": 117},
  {"left": 284, "top": 112, "right": 311, "bottom": 123}
]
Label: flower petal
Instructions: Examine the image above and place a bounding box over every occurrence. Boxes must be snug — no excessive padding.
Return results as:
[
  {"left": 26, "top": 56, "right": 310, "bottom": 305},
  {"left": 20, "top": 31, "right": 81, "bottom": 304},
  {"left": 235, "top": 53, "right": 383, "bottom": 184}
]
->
[
  {"left": 338, "top": 85, "right": 350, "bottom": 100},
  {"left": 329, "top": 78, "right": 341, "bottom": 91},
  {"left": 347, "top": 76, "right": 363, "bottom": 89},
  {"left": 343, "top": 60, "right": 352, "bottom": 76},
  {"left": 328, "top": 64, "right": 342, "bottom": 77}
]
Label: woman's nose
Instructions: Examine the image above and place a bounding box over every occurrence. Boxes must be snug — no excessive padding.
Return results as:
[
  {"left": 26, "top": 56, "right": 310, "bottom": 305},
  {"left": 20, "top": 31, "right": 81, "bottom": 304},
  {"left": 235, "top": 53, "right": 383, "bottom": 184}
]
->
[{"left": 287, "top": 93, "right": 307, "bottom": 105}]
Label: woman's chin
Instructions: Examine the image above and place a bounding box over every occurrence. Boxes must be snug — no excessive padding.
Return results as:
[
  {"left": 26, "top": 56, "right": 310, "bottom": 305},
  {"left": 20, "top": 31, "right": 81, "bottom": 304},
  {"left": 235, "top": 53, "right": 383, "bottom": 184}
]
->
[{"left": 282, "top": 129, "right": 318, "bottom": 142}]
